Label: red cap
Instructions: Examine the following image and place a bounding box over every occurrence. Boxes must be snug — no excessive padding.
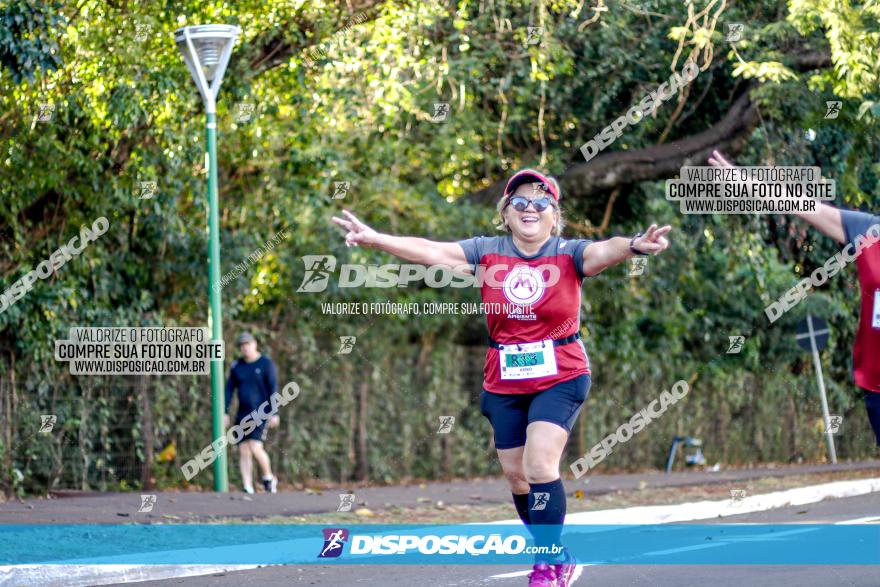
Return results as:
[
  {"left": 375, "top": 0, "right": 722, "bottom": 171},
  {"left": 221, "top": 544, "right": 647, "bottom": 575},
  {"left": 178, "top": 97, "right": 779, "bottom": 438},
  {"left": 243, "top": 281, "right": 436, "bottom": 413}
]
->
[{"left": 503, "top": 169, "right": 560, "bottom": 201}]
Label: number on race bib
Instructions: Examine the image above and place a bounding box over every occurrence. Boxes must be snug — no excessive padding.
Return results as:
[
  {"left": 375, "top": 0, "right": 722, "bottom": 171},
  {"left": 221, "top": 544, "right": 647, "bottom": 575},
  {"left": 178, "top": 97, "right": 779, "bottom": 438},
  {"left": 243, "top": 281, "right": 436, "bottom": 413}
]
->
[
  {"left": 872, "top": 289, "right": 880, "bottom": 330},
  {"left": 498, "top": 340, "right": 558, "bottom": 380}
]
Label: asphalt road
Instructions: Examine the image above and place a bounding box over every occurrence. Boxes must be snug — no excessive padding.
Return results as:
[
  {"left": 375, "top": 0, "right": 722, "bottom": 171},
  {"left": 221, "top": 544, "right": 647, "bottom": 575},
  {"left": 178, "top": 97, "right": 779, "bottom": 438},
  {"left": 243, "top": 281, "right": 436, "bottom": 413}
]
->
[
  {"left": 3, "top": 460, "right": 878, "bottom": 524},
  {"left": 103, "top": 492, "right": 880, "bottom": 587}
]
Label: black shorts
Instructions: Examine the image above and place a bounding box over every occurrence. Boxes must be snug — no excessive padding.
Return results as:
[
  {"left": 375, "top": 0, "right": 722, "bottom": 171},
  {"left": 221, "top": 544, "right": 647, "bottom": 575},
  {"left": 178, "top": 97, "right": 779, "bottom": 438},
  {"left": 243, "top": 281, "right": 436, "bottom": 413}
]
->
[
  {"left": 865, "top": 392, "right": 880, "bottom": 447},
  {"left": 234, "top": 416, "right": 268, "bottom": 444},
  {"left": 479, "top": 374, "right": 591, "bottom": 449}
]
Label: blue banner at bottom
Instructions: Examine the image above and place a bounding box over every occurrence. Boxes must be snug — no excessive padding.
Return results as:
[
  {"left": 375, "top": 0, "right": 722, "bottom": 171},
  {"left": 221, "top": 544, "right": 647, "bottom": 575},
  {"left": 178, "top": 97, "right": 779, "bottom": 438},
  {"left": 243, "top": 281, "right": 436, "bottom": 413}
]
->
[{"left": 1, "top": 524, "right": 878, "bottom": 565}]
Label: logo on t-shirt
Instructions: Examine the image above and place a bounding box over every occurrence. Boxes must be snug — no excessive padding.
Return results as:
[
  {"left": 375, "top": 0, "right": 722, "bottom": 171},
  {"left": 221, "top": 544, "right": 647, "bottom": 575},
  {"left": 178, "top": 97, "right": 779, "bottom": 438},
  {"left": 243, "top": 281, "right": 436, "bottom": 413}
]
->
[{"left": 502, "top": 266, "right": 545, "bottom": 306}]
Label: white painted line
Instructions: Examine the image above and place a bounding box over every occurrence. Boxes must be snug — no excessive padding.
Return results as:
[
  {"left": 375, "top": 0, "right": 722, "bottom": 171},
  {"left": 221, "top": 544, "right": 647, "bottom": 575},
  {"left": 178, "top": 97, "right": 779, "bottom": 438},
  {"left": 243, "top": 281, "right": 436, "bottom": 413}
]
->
[
  {"left": 489, "top": 569, "right": 530, "bottom": 578},
  {"left": 485, "top": 477, "right": 880, "bottom": 526},
  {"left": 835, "top": 516, "right": 880, "bottom": 524},
  {"left": 570, "top": 563, "right": 587, "bottom": 584},
  {"left": 486, "top": 478, "right": 880, "bottom": 583},
  {"left": 0, "top": 564, "right": 259, "bottom": 587}
]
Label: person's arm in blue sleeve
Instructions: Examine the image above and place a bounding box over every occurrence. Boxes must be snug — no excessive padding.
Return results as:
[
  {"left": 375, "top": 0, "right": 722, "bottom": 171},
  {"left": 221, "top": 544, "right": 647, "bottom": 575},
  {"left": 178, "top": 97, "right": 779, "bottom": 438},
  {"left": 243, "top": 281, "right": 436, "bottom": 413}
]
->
[
  {"left": 840, "top": 209, "right": 880, "bottom": 247},
  {"left": 266, "top": 359, "right": 278, "bottom": 399},
  {"left": 265, "top": 359, "right": 280, "bottom": 427},
  {"left": 224, "top": 362, "right": 237, "bottom": 413},
  {"left": 708, "top": 150, "right": 848, "bottom": 243}
]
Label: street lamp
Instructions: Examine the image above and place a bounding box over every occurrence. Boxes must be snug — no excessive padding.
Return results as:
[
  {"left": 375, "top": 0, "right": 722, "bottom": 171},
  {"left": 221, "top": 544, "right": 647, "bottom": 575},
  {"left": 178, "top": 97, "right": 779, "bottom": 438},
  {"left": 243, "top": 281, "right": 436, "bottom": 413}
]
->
[{"left": 174, "top": 24, "right": 240, "bottom": 492}]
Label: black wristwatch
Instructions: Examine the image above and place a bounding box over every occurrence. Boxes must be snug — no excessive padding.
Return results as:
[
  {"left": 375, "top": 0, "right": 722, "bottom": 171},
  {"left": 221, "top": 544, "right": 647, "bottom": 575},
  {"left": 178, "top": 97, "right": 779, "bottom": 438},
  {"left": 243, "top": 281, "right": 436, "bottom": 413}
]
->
[{"left": 629, "top": 233, "right": 649, "bottom": 256}]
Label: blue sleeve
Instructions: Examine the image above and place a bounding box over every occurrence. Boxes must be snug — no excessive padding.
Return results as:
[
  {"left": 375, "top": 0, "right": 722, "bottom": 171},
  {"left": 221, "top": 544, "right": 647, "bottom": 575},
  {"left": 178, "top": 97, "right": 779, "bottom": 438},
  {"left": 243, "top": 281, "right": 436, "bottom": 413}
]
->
[
  {"left": 841, "top": 209, "right": 880, "bottom": 247},
  {"left": 457, "top": 236, "right": 483, "bottom": 272},
  {"left": 224, "top": 362, "right": 237, "bottom": 412},
  {"left": 572, "top": 239, "right": 594, "bottom": 280},
  {"left": 265, "top": 358, "right": 278, "bottom": 399}
]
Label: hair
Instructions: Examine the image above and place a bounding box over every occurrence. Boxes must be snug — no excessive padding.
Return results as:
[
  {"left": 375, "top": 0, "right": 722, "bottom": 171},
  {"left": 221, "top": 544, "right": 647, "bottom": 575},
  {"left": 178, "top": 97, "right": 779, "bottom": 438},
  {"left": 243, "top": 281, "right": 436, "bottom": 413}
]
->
[{"left": 493, "top": 176, "right": 565, "bottom": 236}]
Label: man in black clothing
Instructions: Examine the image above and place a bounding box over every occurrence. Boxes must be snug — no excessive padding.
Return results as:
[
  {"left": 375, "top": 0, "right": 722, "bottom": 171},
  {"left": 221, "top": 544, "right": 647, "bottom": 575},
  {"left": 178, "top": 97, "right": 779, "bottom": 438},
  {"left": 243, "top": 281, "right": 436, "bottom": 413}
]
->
[{"left": 224, "top": 332, "right": 280, "bottom": 493}]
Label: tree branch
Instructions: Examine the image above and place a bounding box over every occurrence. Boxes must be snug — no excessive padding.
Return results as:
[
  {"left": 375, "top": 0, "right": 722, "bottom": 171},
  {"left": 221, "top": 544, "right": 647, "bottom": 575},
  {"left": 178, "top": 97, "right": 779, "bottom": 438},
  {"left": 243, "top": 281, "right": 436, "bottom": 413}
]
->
[{"left": 467, "top": 49, "right": 833, "bottom": 205}]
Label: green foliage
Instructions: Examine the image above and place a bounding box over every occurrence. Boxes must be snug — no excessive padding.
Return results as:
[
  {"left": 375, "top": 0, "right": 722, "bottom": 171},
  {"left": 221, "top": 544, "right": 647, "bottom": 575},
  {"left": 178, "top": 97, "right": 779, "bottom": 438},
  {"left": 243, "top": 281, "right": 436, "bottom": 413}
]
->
[
  {"left": 0, "top": 0, "right": 64, "bottom": 83},
  {"left": 0, "top": 0, "right": 878, "bottom": 494}
]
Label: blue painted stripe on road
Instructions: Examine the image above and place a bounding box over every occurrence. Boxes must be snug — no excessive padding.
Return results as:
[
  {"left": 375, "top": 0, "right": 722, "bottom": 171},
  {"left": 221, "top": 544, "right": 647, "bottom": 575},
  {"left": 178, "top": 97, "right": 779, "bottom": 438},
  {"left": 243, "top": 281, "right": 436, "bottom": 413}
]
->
[{"left": 1, "top": 524, "right": 878, "bottom": 565}]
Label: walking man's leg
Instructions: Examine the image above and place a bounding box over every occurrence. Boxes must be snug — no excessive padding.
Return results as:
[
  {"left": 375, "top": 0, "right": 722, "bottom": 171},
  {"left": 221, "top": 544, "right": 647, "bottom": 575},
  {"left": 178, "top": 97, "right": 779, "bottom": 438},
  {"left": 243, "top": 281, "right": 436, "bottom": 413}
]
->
[
  {"left": 239, "top": 441, "right": 254, "bottom": 493},
  {"left": 249, "top": 439, "right": 277, "bottom": 493}
]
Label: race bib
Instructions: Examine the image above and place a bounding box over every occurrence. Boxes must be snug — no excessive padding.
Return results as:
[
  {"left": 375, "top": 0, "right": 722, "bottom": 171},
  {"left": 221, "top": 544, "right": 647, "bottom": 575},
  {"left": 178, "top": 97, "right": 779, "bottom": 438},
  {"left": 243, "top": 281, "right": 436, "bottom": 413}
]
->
[
  {"left": 873, "top": 289, "right": 880, "bottom": 330},
  {"left": 498, "top": 340, "right": 558, "bottom": 380}
]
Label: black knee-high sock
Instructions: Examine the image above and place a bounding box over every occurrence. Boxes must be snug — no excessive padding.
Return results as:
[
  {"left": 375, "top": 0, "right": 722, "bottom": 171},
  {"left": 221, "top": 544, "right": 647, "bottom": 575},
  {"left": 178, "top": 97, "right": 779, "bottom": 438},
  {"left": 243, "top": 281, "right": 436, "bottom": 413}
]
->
[
  {"left": 528, "top": 479, "right": 566, "bottom": 562},
  {"left": 512, "top": 492, "right": 532, "bottom": 531}
]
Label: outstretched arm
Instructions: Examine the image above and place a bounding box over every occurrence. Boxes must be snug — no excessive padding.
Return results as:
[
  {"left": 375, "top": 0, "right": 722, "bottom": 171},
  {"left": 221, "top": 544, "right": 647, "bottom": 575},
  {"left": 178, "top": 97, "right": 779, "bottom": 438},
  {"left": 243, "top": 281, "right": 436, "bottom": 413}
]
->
[
  {"left": 331, "top": 210, "right": 470, "bottom": 270},
  {"left": 708, "top": 150, "right": 845, "bottom": 244},
  {"left": 581, "top": 224, "right": 672, "bottom": 276}
]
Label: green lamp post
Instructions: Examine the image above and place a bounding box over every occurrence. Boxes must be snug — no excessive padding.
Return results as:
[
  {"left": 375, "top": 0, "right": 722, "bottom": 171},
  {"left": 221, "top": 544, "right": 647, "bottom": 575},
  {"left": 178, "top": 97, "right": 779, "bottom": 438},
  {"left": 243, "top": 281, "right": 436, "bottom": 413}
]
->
[{"left": 174, "top": 24, "right": 240, "bottom": 492}]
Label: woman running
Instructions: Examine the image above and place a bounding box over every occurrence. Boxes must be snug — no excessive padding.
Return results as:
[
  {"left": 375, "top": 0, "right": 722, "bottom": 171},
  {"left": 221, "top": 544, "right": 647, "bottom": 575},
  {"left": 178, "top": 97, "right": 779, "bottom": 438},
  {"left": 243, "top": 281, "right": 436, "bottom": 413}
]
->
[
  {"left": 332, "top": 169, "right": 671, "bottom": 586},
  {"left": 709, "top": 150, "right": 880, "bottom": 450}
]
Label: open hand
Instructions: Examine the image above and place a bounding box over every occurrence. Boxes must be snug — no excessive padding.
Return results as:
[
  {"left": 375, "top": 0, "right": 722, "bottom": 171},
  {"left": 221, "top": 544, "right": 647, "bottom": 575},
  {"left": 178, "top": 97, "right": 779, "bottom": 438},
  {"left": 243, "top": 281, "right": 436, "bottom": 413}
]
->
[
  {"left": 331, "top": 210, "right": 380, "bottom": 248},
  {"left": 708, "top": 149, "right": 735, "bottom": 168},
  {"left": 633, "top": 224, "right": 672, "bottom": 255}
]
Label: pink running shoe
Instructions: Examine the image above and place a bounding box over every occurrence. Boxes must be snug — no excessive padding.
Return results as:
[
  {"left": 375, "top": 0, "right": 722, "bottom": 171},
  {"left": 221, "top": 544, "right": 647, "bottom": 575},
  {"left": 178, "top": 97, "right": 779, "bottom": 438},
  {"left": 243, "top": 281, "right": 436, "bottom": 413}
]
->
[
  {"left": 528, "top": 563, "right": 558, "bottom": 587},
  {"left": 554, "top": 548, "right": 577, "bottom": 587}
]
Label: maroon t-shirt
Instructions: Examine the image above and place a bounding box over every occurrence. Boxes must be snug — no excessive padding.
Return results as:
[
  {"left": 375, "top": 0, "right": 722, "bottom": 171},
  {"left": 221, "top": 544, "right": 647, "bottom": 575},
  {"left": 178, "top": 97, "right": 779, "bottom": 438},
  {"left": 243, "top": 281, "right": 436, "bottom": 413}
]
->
[
  {"left": 841, "top": 209, "right": 880, "bottom": 393},
  {"left": 458, "top": 234, "right": 592, "bottom": 394}
]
